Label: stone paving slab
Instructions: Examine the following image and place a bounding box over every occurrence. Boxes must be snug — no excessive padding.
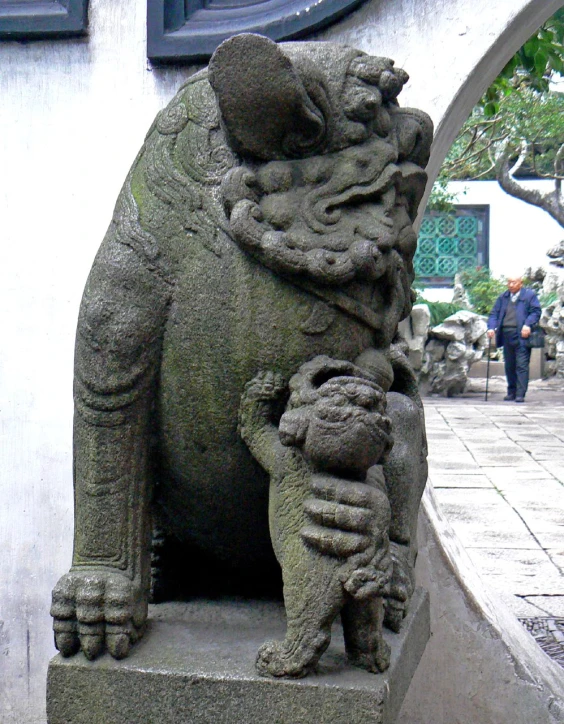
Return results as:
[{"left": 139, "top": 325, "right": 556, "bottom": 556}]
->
[
  {"left": 494, "top": 590, "right": 549, "bottom": 617},
  {"left": 441, "top": 429, "right": 513, "bottom": 439},
  {"left": 426, "top": 441, "right": 470, "bottom": 453},
  {"left": 528, "top": 449, "right": 564, "bottom": 462},
  {"left": 426, "top": 459, "right": 483, "bottom": 472},
  {"left": 464, "top": 548, "right": 564, "bottom": 596},
  {"left": 543, "top": 429, "right": 564, "bottom": 441},
  {"left": 546, "top": 549, "right": 564, "bottom": 573},
  {"left": 491, "top": 477, "right": 563, "bottom": 499},
  {"left": 499, "top": 495, "right": 564, "bottom": 546},
  {"left": 429, "top": 472, "right": 493, "bottom": 488},
  {"left": 529, "top": 445, "right": 564, "bottom": 454},
  {"left": 467, "top": 453, "right": 535, "bottom": 467},
  {"left": 433, "top": 489, "right": 540, "bottom": 550},
  {"left": 479, "top": 465, "right": 551, "bottom": 482},
  {"left": 464, "top": 444, "right": 524, "bottom": 456},
  {"left": 538, "top": 460, "right": 564, "bottom": 483},
  {"left": 427, "top": 452, "right": 477, "bottom": 464},
  {"left": 424, "top": 384, "right": 564, "bottom": 641},
  {"left": 525, "top": 596, "right": 564, "bottom": 616}
]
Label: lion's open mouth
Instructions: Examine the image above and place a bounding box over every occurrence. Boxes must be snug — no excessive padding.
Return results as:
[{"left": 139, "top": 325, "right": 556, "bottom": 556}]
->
[
  {"left": 302, "top": 162, "right": 400, "bottom": 236},
  {"left": 222, "top": 134, "right": 424, "bottom": 295}
]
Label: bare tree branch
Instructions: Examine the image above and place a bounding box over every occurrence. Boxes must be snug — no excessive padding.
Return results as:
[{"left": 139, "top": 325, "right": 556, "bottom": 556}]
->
[
  {"left": 496, "top": 143, "right": 564, "bottom": 226},
  {"left": 445, "top": 133, "right": 510, "bottom": 176},
  {"left": 555, "top": 143, "right": 564, "bottom": 176}
]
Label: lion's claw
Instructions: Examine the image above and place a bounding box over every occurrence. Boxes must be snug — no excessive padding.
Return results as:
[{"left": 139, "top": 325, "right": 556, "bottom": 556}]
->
[{"left": 51, "top": 569, "right": 146, "bottom": 660}]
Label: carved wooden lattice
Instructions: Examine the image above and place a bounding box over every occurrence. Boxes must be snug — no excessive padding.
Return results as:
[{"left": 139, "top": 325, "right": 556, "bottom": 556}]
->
[{"left": 414, "top": 206, "right": 489, "bottom": 287}]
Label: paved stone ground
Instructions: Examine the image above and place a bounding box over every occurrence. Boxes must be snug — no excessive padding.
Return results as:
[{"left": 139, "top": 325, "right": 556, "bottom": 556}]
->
[{"left": 424, "top": 376, "right": 564, "bottom": 666}]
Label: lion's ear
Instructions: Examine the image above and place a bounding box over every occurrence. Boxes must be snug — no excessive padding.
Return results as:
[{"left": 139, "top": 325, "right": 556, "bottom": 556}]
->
[
  {"left": 390, "top": 107, "right": 434, "bottom": 167},
  {"left": 208, "top": 33, "right": 325, "bottom": 160}
]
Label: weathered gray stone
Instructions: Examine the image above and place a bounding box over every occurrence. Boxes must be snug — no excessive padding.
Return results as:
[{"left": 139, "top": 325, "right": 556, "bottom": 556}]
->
[
  {"left": 467, "top": 317, "right": 488, "bottom": 345},
  {"left": 411, "top": 305, "right": 431, "bottom": 338},
  {"left": 446, "top": 341, "right": 465, "bottom": 361},
  {"left": 419, "top": 311, "right": 487, "bottom": 396},
  {"left": 430, "top": 322, "right": 465, "bottom": 342},
  {"left": 452, "top": 273, "right": 471, "bottom": 308},
  {"left": 239, "top": 358, "right": 395, "bottom": 676},
  {"left": 3, "top": 2, "right": 564, "bottom": 723},
  {"left": 540, "top": 254, "right": 564, "bottom": 376},
  {"left": 547, "top": 239, "right": 564, "bottom": 267},
  {"left": 402, "top": 306, "right": 488, "bottom": 397},
  {"left": 424, "top": 339, "right": 445, "bottom": 363},
  {"left": 432, "top": 310, "right": 487, "bottom": 346},
  {"left": 47, "top": 590, "right": 430, "bottom": 724},
  {"left": 48, "top": 31, "right": 432, "bottom": 705},
  {"left": 398, "top": 304, "right": 431, "bottom": 372}
]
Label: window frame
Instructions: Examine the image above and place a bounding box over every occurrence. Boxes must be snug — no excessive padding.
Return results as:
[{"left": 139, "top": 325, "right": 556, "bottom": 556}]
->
[
  {"left": 414, "top": 205, "right": 491, "bottom": 288},
  {"left": 147, "top": 0, "right": 368, "bottom": 63},
  {"left": 0, "top": 0, "right": 88, "bottom": 39}
]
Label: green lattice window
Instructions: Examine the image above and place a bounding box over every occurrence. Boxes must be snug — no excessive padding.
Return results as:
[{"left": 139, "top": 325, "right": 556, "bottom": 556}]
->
[{"left": 414, "top": 206, "right": 489, "bottom": 287}]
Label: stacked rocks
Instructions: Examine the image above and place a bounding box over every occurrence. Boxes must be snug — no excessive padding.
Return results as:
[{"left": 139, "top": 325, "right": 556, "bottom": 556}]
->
[
  {"left": 540, "top": 274, "right": 564, "bottom": 379},
  {"left": 539, "top": 242, "right": 564, "bottom": 377},
  {"left": 401, "top": 307, "right": 488, "bottom": 396},
  {"left": 399, "top": 304, "right": 431, "bottom": 371}
]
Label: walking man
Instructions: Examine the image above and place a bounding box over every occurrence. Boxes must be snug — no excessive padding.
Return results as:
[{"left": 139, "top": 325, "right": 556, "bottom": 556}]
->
[{"left": 487, "top": 276, "right": 541, "bottom": 403}]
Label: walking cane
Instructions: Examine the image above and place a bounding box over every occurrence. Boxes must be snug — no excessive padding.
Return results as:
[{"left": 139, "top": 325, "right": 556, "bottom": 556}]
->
[{"left": 485, "top": 336, "right": 492, "bottom": 402}]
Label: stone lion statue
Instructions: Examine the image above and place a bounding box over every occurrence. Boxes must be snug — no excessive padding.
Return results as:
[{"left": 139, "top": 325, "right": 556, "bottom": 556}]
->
[{"left": 51, "top": 33, "right": 431, "bottom": 677}]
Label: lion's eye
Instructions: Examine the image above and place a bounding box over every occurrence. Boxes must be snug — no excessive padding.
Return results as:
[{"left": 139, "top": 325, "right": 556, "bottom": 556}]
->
[{"left": 344, "top": 89, "right": 382, "bottom": 122}]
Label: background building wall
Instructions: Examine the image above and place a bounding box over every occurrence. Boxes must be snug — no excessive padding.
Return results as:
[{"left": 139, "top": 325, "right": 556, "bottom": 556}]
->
[
  {"left": 1, "top": 1, "right": 562, "bottom": 722},
  {"left": 420, "top": 179, "right": 563, "bottom": 303},
  {"left": 449, "top": 180, "right": 564, "bottom": 278}
]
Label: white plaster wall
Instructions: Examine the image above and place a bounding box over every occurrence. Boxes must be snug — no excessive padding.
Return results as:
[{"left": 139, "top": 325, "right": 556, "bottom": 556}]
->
[
  {"left": 0, "top": 5, "right": 189, "bottom": 723},
  {"left": 449, "top": 179, "right": 564, "bottom": 278},
  {"left": 1, "top": 1, "right": 563, "bottom": 722}
]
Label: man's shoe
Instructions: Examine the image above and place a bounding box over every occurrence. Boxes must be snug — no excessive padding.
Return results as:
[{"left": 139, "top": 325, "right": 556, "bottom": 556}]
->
[
  {"left": 503, "top": 395, "right": 515, "bottom": 401},
  {"left": 515, "top": 397, "right": 525, "bottom": 403}
]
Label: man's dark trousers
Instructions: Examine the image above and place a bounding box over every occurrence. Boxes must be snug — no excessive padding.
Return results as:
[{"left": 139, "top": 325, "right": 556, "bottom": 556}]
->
[{"left": 503, "top": 329, "right": 531, "bottom": 399}]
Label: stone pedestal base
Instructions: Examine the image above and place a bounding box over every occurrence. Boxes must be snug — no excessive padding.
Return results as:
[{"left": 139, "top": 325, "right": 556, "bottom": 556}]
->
[{"left": 47, "top": 588, "right": 429, "bottom": 724}]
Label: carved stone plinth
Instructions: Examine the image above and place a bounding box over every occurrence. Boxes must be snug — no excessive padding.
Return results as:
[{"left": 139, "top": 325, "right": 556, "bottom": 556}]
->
[{"left": 47, "top": 589, "right": 429, "bottom": 724}]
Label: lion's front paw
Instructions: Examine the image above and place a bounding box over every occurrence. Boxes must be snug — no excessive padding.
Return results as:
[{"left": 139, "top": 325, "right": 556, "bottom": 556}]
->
[{"left": 51, "top": 569, "right": 147, "bottom": 660}]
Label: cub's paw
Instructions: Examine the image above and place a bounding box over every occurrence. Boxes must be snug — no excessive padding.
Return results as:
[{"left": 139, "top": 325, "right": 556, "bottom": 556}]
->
[
  {"left": 243, "top": 371, "right": 286, "bottom": 402},
  {"left": 383, "top": 543, "right": 414, "bottom": 632},
  {"left": 256, "top": 634, "right": 327, "bottom": 679},
  {"left": 348, "top": 638, "right": 391, "bottom": 674},
  {"left": 51, "top": 569, "right": 147, "bottom": 660}
]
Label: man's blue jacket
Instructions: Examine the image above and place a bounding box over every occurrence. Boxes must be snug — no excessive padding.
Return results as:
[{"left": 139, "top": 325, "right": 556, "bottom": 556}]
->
[{"left": 487, "top": 288, "right": 541, "bottom": 347}]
